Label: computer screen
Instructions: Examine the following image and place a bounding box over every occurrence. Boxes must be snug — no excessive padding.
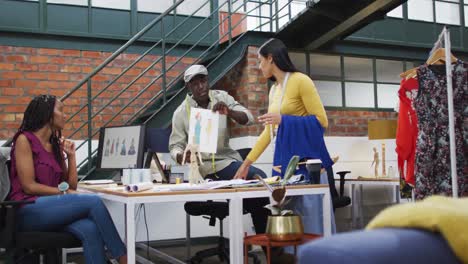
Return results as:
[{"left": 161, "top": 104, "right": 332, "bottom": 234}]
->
[{"left": 96, "top": 124, "right": 146, "bottom": 169}]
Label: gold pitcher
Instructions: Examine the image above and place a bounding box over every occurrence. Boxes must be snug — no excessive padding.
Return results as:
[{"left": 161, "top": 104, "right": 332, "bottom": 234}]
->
[{"left": 266, "top": 215, "right": 304, "bottom": 241}]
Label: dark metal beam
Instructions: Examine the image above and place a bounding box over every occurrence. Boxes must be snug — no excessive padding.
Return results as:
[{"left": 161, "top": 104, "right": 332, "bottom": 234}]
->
[
  {"left": 308, "top": 6, "right": 346, "bottom": 22},
  {"left": 306, "top": 0, "right": 402, "bottom": 50}
]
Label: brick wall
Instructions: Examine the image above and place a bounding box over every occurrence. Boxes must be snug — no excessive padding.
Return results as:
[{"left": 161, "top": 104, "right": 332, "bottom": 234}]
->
[
  {"left": 213, "top": 46, "right": 398, "bottom": 138},
  {"left": 0, "top": 43, "right": 398, "bottom": 141},
  {"left": 0, "top": 45, "right": 195, "bottom": 139}
]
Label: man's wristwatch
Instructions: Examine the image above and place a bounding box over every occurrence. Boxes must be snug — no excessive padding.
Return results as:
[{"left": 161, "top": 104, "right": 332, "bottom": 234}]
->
[{"left": 58, "top": 181, "right": 69, "bottom": 194}]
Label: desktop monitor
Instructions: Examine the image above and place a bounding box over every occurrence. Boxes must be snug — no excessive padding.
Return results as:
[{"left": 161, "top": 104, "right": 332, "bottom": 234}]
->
[{"left": 96, "top": 124, "right": 146, "bottom": 170}]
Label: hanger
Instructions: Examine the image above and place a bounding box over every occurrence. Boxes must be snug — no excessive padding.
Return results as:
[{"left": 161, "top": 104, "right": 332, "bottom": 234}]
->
[
  {"left": 399, "top": 67, "right": 418, "bottom": 80},
  {"left": 399, "top": 48, "right": 457, "bottom": 80},
  {"left": 426, "top": 48, "right": 457, "bottom": 65}
]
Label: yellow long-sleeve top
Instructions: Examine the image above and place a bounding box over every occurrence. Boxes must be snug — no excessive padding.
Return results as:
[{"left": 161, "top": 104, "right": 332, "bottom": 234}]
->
[{"left": 246, "top": 72, "right": 328, "bottom": 162}]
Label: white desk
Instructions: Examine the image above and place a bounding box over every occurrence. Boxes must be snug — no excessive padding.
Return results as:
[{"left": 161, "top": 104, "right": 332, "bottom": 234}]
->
[
  {"left": 346, "top": 178, "right": 400, "bottom": 228},
  {"left": 81, "top": 184, "right": 332, "bottom": 264}
]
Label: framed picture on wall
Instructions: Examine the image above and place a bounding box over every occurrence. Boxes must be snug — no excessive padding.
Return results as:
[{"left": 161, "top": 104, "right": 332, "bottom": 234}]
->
[{"left": 96, "top": 124, "right": 146, "bottom": 170}]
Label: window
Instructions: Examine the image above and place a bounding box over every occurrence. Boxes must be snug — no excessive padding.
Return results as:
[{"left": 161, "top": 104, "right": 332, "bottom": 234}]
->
[
  {"left": 405, "top": 0, "right": 461, "bottom": 25},
  {"left": 377, "top": 84, "right": 400, "bottom": 108},
  {"left": 47, "top": 0, "right": 87, "bottom": 6},
  {"left": 260, "top": 3, "right": 271, "bottom": 21},
  {"left": 93, "top": 0, "right": 130, "bottom": 10},
  {"left": 178, "top": 0, "right": 210, "bottom": 16},
  {"left": 309, "top": 54, "right": 341, "bottom": 79},
  {"left": 47, "top": 0, "right": 131, "bottom": 9},
  {"left": 435, "top": 1, "right": 460, "bottom": 25},
  {"left": 138, "top": 0, "right": 173, "bottom": 13},
  {"left": 315, "top": 81, "right": 342, "bottom": 107},
  {"left": 288, "top": 53, "right": 409, "bottom": 110},
  {"left": 290, "top": 1, "right": 307, "bottom": 19},
  {"left": 376, "top": 59, "right": 403, "bottom": 83},
  {"left": 345, "top": 82, "right": 375, "bottom": 108},
  {"left": 246, "top": 1, "right": 260, "bottom": 31},
  {"left": 407, "top": 0, "right": 434, "bottom": 22},
  {"left": 219, "top": 0, "right": 245, "bottom": 13},
  {"left": 344, "top": 57, "right": 373, "bottom": 81},
  {"left": 278, "top": 0, "right": 290, "bottom": 29},
  {"left": 387, "top": 4, "right": 403, "bottom": 18},
  {"left": 465, "top": 6, "right": 468, "bottom": 27},
  {"left": 289, "top": 52, "right": 307, "bottom": 73}
]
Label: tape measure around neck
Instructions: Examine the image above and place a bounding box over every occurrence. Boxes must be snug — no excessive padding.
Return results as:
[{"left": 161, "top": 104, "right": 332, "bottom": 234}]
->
[{"left": 269, "top": 72, "right": 290, "bottom": 142}]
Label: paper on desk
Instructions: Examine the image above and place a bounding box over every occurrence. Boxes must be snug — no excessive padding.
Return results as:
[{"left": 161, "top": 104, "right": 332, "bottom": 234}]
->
[{"left": 152, "top": 179, "right": 258, "bottom": 191}]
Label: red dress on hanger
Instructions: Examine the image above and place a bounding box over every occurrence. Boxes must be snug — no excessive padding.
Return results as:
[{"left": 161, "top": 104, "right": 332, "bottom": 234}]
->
[{"left": 396, "top": 77, "right": 419, "bottom": 186}]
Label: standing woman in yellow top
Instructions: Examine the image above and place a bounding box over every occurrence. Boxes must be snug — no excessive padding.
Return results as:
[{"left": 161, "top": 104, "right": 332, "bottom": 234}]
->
[{"left": 234, "top": 38, "right": 328, "bottom": 179}]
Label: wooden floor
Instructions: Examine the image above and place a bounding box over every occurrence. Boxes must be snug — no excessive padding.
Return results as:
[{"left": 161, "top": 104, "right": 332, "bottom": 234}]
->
[{"left": 67, "top": 243, "right": 267, "bottom": 264}]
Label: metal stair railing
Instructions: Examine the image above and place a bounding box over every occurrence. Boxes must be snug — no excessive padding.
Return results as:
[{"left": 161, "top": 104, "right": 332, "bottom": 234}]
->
[
  {"left": 141, "top": 1, "right": 295, "bottom": 125},
  {"left": 49, "top": 0, "right": 298, "bottom": 176}
]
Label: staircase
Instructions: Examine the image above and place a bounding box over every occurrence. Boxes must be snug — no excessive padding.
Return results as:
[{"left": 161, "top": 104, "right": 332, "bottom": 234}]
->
[{"left": 70, "top": 0, "right": 291, "bottom": 178}]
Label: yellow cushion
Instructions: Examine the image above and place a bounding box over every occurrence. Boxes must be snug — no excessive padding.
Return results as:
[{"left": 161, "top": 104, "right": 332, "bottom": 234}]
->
[{"left": 366, "top": 196, "right": 468, "bottom": 263}]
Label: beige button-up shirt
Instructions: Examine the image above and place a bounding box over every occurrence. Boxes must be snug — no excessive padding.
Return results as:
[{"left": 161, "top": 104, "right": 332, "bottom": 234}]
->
[{"left": 169, "top": 90, "right": 254, "bottom": 177}]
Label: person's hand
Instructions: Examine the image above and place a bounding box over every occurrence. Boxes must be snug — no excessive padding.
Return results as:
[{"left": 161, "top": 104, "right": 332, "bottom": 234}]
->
[
  {"left": 177, "top": 151, "right": 191, "bottom": 164},
  {"left": 212, "top": 102, "right": 230, "bottom": 116},
  {"left": 66, "top": 189, "right": 79, "bottom": 194},
  {"left": 234, "top": 163, "right": 249, "bottom": 180},
  {"left": 258, "top": 113, "right": 282, "bottom": 125},
  {"left": 60, "top": 137, "right": 76, "bottom": 157}
]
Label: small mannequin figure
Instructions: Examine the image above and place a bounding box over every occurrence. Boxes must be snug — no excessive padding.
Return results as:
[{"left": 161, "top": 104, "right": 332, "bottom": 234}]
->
[
  {"left": 371, "top": 147, "right": 380, "bottom": 177},
  {"left": 182, "top": 144, "right": 205, "bottom": 185}
]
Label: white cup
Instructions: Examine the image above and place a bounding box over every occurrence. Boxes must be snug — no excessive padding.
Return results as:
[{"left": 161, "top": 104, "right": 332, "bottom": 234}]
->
[
  {"left": 122, "top": 169, "right": 130, "bottom": 185},
  {"left": 143, "top": 169, "right": 152, "bottom": 183}
]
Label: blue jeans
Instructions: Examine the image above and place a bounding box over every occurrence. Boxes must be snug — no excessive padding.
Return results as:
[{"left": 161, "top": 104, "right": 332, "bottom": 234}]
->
[
  {"left": 206, "top": 161, "right": 269, "bottom": 234},
  {"left": 17, "top": 194, "right": 126, "bottom": 264},
  {"left": 207, "top": 161, "right": 267, "bottom": 180}
]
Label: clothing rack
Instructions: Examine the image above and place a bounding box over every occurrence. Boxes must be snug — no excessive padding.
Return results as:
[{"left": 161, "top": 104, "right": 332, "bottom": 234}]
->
[{"left": 430, "top": 27, "right": 458, "bottom": 198}]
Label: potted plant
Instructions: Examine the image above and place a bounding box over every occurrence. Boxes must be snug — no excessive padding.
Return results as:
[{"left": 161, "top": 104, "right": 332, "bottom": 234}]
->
[{"left": 257, "top": 155, "right": 304, "bottom": 241}]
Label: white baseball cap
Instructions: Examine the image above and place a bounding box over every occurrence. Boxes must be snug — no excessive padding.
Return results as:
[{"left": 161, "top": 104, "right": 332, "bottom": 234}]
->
[{"left": 184, "top": 64, "right": 208, "bottom": 83}]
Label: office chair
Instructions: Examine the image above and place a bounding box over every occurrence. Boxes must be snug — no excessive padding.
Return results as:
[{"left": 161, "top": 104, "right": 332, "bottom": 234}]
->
[
  {"left": 326, "top": 167, "right": 351, "bottom": 210},
  {"left": 184, "top": 148, "right": 260, "bottom": 264},
  {"left": 0, "top": 149, "right": 81, "bottom": 264}
]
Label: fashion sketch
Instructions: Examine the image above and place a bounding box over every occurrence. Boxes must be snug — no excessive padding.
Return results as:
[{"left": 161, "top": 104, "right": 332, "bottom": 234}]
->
[
  {"left": 120, "top": 139, "right": 126, "bottom": 156},
  {"left": 194, "top": 112, "right": 202, "bottom": 145},
  {"left": 128, "top": 138, "right": 136, "bottom": 155},
  {"left": 110, "top": 138, "right": 115, "bottom": 155},
  {"left": 104, "top": 139, "right": 110, "bottom": 156}
]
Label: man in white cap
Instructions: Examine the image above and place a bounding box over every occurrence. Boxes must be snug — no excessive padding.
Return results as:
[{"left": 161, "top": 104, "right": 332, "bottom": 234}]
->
[{"left": 169, "top": 64, "right": 270, "bottom": 236}]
